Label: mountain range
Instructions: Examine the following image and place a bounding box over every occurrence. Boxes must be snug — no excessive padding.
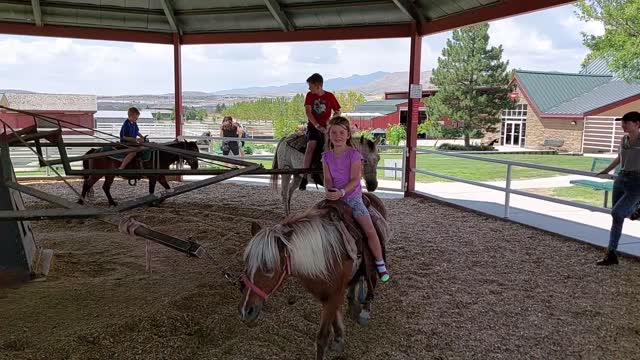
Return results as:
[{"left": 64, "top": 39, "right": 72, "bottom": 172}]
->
[{"left": 207, "top": 71, "right": 435, "bottom": 97}]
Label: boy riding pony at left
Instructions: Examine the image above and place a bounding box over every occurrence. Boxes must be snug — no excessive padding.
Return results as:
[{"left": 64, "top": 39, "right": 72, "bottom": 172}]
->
[{"left": 118, "top": 107, "right": 146, "bottom": 170}]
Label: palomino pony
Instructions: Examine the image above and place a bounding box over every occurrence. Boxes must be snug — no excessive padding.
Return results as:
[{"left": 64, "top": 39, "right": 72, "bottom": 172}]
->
[
  {"left": 271, "top": 133, "right": 381, "bottom": 215},
  {"left": 239, "top": 193, "right": 390, "bottom": 360},
  {"left": 78, "top": 140, "right": 200, "bottom": 206}
]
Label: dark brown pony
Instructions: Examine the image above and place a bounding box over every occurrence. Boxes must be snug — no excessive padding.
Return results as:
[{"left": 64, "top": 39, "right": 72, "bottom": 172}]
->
[
  {"left": 239, "top": 193, "right": 390, "bottom": 360},
  {"left": 78, "top": 140, "right": 200, "bottom": 206}
]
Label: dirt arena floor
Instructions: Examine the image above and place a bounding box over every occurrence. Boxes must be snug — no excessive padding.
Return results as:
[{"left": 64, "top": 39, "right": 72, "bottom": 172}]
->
[{"left": 2, "top": 180, "right": 640, "bottom": 360}]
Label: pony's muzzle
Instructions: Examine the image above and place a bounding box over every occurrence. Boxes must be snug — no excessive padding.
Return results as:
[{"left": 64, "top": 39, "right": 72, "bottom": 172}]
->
[
  {"left": 239, "top": 303, "right": 262, "bottom": 324},
  {"left": 366, "top": 180, "right": 378, "bottom": 192}
]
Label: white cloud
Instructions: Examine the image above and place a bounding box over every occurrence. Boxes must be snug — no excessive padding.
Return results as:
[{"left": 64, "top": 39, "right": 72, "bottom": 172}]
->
[
  {"left": 486, "top": 17, "right": 587, "bottom": 72},
  {"left": 489, "top": 18, "right": 553, "bottom": 53},
  {"left": 562, "top": 14, "right": 605, "bottom": 37}
]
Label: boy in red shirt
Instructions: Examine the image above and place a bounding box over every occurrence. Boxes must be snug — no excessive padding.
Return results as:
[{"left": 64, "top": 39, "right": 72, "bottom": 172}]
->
[{"left": 301, "top": 73, "right": 341, "bottom": 190}]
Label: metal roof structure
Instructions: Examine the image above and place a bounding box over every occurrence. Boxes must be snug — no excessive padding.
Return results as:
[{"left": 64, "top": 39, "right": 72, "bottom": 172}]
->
[
  {"left": 515, "top": 70, "right": 611, "bottom": 113},
  {"left": 580, "top": 57, "right": 613, "bottom": 76},
  {"left": 548, "top": 80, "right": 640, "bottom": 115},
  {"left": 355, "top": 99, "right": 407, "bottom": 114},
  {"left": 0, "top": 93, "right": 97, "bottom": 112},
  {"left": 0, "top": 0, "right": 575, "bottom": 44}
]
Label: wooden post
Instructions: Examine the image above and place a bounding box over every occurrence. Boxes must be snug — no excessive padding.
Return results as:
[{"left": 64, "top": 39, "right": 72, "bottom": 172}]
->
[
  {"left": 0, "top": 137, "right": 52, "bottom": 286},
  {"left": 404, "top": 24, "right": 422, "bottom": 195}
]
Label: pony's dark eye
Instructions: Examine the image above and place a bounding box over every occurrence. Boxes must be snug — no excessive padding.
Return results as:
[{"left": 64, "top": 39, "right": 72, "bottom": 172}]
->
[{"left": 239, "top": 280, "right": 246, "bottom": 293}]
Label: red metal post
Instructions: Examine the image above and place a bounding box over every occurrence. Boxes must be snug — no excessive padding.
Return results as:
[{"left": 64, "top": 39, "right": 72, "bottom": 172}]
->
[
  {"left": 173, "top": 33, "right": 183, "bottom": 138},
  {"left": 404, "top": 25, "right": 421, "bottom": 195}
]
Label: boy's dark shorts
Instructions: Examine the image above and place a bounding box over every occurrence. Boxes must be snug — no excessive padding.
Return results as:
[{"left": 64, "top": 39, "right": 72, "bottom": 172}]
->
[{"left": 305, "top": 124, "right": 323, "bottom": 142}]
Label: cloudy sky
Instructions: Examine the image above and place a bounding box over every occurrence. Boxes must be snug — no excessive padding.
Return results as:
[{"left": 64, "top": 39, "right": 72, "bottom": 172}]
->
[{"left": 0, "top": 4, "right": 604, "bottom": 96}]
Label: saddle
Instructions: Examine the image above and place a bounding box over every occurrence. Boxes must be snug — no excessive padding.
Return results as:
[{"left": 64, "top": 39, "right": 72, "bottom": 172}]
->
[{"left": 313, "top": 194, "right": 390, "bottom": 280}]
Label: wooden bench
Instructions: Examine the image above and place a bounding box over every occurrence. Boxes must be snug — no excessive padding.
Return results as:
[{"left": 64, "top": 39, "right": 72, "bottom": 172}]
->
[
  {"left": 569, "top": 157, "right": 617, "bottom": 207},
  {"left": 543, "top": 139, "right": 564, "bottom": 150}
]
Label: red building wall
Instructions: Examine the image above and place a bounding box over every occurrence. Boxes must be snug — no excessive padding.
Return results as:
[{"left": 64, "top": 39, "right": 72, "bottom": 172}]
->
[
  {"left": 0, "top": 111, "right": 95, "bottom": 135},
  {"left": 351, "top": 111, "right": 399, "bottom": 130}
]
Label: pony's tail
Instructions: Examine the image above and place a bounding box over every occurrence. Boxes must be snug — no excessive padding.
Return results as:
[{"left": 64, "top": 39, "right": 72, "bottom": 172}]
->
[{"left": 270, "top": 137, "right": 286, "bottom": 191}]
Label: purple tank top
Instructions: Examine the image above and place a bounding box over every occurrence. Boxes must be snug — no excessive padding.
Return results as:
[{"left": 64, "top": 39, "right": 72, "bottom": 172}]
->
[{"left": 321, "top": 147, "right": 362, "bottom": 200}]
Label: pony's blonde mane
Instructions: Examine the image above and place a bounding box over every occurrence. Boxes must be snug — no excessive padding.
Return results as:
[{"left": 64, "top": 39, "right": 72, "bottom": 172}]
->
[{"left": 244, "top": 209, "right": 345, "bottom": 280}]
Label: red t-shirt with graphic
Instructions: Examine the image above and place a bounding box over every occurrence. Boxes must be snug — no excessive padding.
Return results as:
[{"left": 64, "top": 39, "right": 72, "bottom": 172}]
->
[{"left": 304, "top": 91, "right": 341, "bottom": 127}]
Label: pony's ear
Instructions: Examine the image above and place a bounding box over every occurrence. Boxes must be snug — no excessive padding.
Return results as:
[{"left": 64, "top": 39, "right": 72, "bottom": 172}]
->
[
  {"left": 250, "top": 221, "right": 262, "bottom": 236},
  {"left": 367, "top": 139, "right": 376, "bottom": 151},
  {"left": 373, "top": 137, "right": 382, "bottom": 145},
  {"left": 360, "top": 136, "right": 365, "bottom": 144}
]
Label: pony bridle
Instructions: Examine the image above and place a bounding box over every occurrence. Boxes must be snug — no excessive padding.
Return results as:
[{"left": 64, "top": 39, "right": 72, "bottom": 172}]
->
[{"left": 241, "top": 249, "right": 291, "bottom": 302}]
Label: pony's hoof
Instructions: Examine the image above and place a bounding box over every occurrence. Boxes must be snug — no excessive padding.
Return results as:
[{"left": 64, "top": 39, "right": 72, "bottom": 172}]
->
[
  {"left": 331, "top": 337, "right": 345, "bottom": 354},
  {"left": 109, "top": 202, "right": 118, "bottom": 207},
  {"left": 77, "top": 199, "right": 84, "bottom": 205},
  {"left": 358, "top": 310, "right": 370, "bottom": 327}
]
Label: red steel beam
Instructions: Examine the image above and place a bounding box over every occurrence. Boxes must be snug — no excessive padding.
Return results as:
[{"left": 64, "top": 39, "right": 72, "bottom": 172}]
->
[
  {"left": 173, "top": 33, "right": 182, "bottom": 138},
  {"left": 404, "top": 24, "right": 421, "bottom": 195},
  {"left": 182, "top": 24, "right": 413, "bottom": 44},
  {"left": 0, "top": 21, "right": 173, "bottom": 44},
  {"left": 421, "top": 0, "right": 576, "bottom": 35}
]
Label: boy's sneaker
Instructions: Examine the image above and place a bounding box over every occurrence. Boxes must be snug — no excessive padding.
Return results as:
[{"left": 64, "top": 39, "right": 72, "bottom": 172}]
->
[
  {"left": 379, "top": 271, "right": 390, "bottom": 283},
  {"left": 596, "top": 251, "right": 618, "bottom": 266}
]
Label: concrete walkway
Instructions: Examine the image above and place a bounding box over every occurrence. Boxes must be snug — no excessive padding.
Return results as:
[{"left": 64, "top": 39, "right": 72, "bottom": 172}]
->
[{"left": 406, "top": 178, "right": 640, "bottom": 259}]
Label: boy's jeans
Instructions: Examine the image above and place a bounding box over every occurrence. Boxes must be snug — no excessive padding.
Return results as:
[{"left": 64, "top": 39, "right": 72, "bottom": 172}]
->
[{"left": 608, "top": 172, "right": 640, "bottom": 252}]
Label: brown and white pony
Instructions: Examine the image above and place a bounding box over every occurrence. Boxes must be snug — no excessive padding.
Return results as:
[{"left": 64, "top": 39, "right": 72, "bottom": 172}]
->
[{"left": 238, "top": 194, "right": 390, "bottom": 360}]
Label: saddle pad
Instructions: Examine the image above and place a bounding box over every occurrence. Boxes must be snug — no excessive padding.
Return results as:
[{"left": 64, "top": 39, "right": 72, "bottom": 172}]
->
[
  {"left": 285, "top": 133, "right": 307, "bottom": 154},
  {"left": 100, "top": 146, "right": 152, "bottom": 162}
]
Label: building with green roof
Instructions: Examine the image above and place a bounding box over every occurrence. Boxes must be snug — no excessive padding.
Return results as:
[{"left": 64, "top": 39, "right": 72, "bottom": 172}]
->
[{"left": 504, "top": 69, "right": 640, "bottom": 153}]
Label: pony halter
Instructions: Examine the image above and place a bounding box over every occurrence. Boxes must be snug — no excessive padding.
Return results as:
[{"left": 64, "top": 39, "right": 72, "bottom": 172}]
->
[{"left": 241, "top": 248, "right": 291, "bottom": 301}]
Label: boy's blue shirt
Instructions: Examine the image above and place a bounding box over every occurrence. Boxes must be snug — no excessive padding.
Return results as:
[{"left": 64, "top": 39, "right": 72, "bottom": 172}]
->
[{"left": 120, "top": 119, "right": 139, "bottom": 142}]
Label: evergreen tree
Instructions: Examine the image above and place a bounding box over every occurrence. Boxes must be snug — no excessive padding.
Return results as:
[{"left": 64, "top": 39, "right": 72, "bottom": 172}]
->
[{"left": 429, "top": 23, "right": 513, "bottom": 146}]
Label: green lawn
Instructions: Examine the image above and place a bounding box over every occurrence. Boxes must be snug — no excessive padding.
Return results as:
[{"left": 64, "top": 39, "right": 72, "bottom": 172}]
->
[
  {"left": 551, "top": 186, "right": 608, "bottom": 207},
  {"left": 378, "top": 153, "right": 596, "bottom": 183}
]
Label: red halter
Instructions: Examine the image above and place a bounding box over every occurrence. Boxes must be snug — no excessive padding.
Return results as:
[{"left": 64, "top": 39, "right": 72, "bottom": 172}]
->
[{"left": 241, "top": 249, "right": 291, "bottom": 302}]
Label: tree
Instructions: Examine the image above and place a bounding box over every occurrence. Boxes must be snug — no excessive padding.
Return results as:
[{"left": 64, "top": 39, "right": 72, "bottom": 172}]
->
[
  {"left": 428, "top": 23, "right": 514, "bottom": 146},
  {"left": 184, "top": 107, "right": 208, "bottom": 121},
  {"left": 335, "top": 90, "right": 366, "bottom": 112},
  {"left": 418, "top": 119, "right": 444, "bottom": 147},
  {"left": 386, "top": 124, "right": 406, "bottom": 146},
  {"left": 576, "top": 0, "right": 640, "bottom": 81}
]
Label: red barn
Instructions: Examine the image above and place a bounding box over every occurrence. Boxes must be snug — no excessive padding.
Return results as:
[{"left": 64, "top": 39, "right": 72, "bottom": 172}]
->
[
  {"left": 345, "top": 98, "right": 428, "bottom": 136},
  {"left": 0, "top": 93, "right": 97, "bottom": 135}
]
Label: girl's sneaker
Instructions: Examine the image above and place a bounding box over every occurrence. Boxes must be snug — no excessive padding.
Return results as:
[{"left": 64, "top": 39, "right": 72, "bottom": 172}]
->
[{"left": 379, "top": 271, "right": 390, "bottom": 283}]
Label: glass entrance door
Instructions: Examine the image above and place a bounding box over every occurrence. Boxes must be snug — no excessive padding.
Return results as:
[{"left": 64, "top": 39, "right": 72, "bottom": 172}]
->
[{"left": 503, "top": 121, "right": 524, "bottom": 147}]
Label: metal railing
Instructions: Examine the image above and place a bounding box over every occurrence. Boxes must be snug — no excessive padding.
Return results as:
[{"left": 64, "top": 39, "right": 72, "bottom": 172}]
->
[
  {"left": 414, "top": 148, "right": 612, "bottom": 218},
  {"left": 10, "top": 133, "right": 405, "bottom": 192}
]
